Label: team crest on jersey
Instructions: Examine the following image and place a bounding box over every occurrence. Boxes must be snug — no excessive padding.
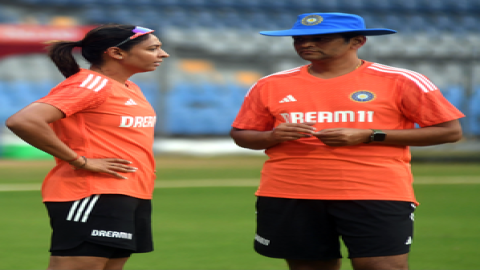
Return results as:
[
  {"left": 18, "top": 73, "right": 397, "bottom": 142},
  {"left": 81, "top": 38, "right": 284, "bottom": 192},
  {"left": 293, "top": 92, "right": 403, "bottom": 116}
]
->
[
  {"left": 350, "top": 91, "right": 376, "bottom": 102},
  {"left": 301, "top": 15, "right": 323, "bottom": 26}
]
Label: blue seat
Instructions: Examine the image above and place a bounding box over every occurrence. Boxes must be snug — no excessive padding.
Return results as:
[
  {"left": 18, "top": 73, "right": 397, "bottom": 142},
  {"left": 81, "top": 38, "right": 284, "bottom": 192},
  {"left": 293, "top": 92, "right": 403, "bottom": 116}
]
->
[
  {"left": 186, "top": 107, "right": 218, "bottom": 135},
  {"left": 442, "top": 85, "right": 465, "bottom": 112},
  {"left": 337, "top": 0, "right": 367, "bottom": 12},
  {"left": 178, "top": 0, "right": 207, "bottom": 8},
  {"left": 107, "top": 6, "right": 137, "bottom": 24},
  {"left": 245, "top": 11, "right": 276, "bottom": 29},
  {"left": 208, "top": 0, "right": 236, "bottom": 8},
  {"left": 0, "top": 81, "right": 28, "bottom": 114},
  {"left": 257, "top": 0, "right": 288, "bottom": 10},
  {"left": 163, "top": 8, "right": 191, "bottom": 27},
  {"left": 432, "top": 14, "right": 457, "bottom": 33},
  {"left": 82, "top": 5, "right": 110, "bottom": 24},
  {"left": 417, "top": 0, "right": 450, "bottom": 13},
  {"left": 72, "top": 0, "right": 99, "bottom": 5},
  {"left": 468, "top": 87, "right": 480, "bottom": 136},
  {"left": 148, "top": 0, "right": 177, "bottom": 6},
  {"left": 362, "top": 0, "right": 394, "bottom": 12},
  {"left": 391, "top": 0, "right": 420, "bottom": 12},
  {"left": 381, "top": 14, "right": 406, "bottom": 31},
  {"left": 99, "top": 0, "right": 128, "bottom": 5},
  {"left": 133, "top": 81, "right": 160, "bottom": 106},
  {"left": 134, "top": 7, "right": 162, "bottom": 21},
  {"left": 164, "top": 107, "right": 192, "bottom": 134},
  {"left": 17, "top": 0, "right": 44, "bottom": 4},
  {"left": 459, "top": 15, "right": 480, "bottom": 33},
  {"left": 219, "top": 9, "right": 246, "bottom": 28},
  {"left": 0, "top": 81, "right": 13, "bottom": 119},
  {"left": 454, "top": 0, "right": 480, "bottom": 13},
  {"left": 235, "top": 0, "right": 262, "bottom": 9},
  {"left": 191, "top": 9, "right": 217, "bottom": 28},
  {"left": 315, "top": 0, "right": 340, "bottom": 11},
  {"left": 10, "top": 81, "right": 37, "bottom": 106},
  {"left": 0, "top": 8, "right": 20, "bottom": 23},
  {"left": 407, "top": 14, "right": 431, "bottom": 31},
  {"left": 361, "top": 13, "right": 381, "bottom": 28},
  {"left": 39, "top": 0, "right": 71, "bottom": 5},
  {"left": 273, "top": 12, "right": 297, "bottom": 29},
  {"left": 32, "top": 80, "right": 57, "bottom": 100},
  {"left": 286, "top": 0, "right": 315, "bottom": 10},
  {"left": 164, "top": 83, "right": 208, "bottom": 135},
  {"left": 164, "top": 82, "right": 240, "bottom": 135}
]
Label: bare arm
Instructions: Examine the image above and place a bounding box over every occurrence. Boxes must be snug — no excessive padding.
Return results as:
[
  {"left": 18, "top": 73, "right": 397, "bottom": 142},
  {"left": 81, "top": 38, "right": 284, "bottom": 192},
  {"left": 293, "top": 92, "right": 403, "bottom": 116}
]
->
[
  {"left": 6, "top": 103, "right": 75, "bottom": 160},
  {"left": 313, "top": 119, "right": 463, "bottom": 147},
  {"left": 5, "top": 103, "right": 137, "bottom": 179},
  {"left": 230, "top": 122, "right": 316, "bottom": 150}
]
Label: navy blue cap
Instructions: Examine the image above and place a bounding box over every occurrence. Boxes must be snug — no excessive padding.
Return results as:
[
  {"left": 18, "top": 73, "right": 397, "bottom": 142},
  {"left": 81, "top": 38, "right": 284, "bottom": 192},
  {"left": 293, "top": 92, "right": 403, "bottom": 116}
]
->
[{"left": 260, "top": 13, "right": 397, "bottom": 36}]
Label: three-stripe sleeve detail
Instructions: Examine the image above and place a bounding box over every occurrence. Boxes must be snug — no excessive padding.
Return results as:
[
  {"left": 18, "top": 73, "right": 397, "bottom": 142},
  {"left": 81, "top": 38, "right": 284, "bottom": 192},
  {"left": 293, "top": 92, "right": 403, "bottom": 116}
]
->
[
  {"left": 79, "top": 74, "right": 108, "bottom": 92},
  {"left": 368, "top": 63, "right": 438, "bottom": 93}
]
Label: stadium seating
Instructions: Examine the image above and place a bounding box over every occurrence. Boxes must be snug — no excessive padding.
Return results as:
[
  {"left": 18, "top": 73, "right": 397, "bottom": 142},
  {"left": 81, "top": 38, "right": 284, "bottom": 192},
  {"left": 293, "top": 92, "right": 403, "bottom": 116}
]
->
[
  {"left": 442, "top": 85, "right": 466, "bottom": 112},
  {"left": 0, "top": 80, "right": 44, "bottom": 120},
  {"left": 1, "top": 0, "right": 480, "bottom": 136},
  {"left": 8, "top": 0, "right": 480, "bottom": 35},
  {"left": 468, "top": 87, "right": 480, "bottom": 136},
  {"left": 163, "top": 82, "right": 244, "bottom": 135}
]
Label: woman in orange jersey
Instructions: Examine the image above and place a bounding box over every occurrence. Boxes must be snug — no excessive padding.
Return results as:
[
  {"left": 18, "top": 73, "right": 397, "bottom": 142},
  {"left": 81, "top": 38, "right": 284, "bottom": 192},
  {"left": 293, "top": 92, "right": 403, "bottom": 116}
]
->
[
  {"left": 230, "top": 13, "right": 464, "bottom": 270},
  {"left": 6, "top": 24, "right": 169, "bottom": 270}
]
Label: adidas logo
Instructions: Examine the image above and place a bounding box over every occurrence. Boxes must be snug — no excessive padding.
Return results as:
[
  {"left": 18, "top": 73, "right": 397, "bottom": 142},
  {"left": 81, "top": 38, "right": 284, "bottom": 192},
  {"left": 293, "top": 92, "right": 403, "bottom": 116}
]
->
[
  {"left": 125, "top": 99, "right": 137, "bottom": 105},
  {"left": 279, "top": 95, "right": 297, "bottom": 103},
  {"left": 405, "top": 236, "right": 412, "bottom": 245}
]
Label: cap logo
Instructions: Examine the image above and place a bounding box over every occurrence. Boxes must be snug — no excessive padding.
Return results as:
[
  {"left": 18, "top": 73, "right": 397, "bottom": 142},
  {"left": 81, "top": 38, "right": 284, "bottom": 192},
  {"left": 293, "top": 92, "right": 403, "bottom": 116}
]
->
[
  {"left": 301, "top": 15, "right": 323, "bottom": 26},
  {"left": 350, "top": 91, "right": 376, "bottom": 102}
]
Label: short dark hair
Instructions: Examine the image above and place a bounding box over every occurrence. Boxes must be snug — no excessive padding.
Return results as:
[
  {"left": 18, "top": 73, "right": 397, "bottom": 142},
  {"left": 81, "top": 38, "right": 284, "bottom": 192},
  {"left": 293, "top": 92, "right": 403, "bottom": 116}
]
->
[
  {"left": 340, "top": 32, "right": 363, "bottom": 43},
  {"left": 47, "top": 24, "right": 152, "bottom": 78}
]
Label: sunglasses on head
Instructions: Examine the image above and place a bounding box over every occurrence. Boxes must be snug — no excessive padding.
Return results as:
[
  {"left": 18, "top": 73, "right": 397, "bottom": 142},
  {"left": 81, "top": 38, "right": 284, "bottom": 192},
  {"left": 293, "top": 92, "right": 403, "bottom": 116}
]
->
[{"left": 113, "top": 26, "right": 155, "bottom": 47}]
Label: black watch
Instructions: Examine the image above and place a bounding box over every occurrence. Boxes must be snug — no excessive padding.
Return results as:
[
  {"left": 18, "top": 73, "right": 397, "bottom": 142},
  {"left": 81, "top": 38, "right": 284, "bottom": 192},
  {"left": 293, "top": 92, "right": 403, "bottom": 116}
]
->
[{"left": 366, "top": 129, "right": 386, "bottom": 143}]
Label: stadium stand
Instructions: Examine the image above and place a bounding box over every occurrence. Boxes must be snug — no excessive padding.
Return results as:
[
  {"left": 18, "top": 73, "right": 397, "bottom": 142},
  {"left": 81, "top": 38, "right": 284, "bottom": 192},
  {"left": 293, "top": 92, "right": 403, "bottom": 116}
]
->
[
  {"left": 468, "top": 87, "right": 480, "bottom": 136},
  {"left": 0, "top": 0, "right": 479, "bottom": 137}
]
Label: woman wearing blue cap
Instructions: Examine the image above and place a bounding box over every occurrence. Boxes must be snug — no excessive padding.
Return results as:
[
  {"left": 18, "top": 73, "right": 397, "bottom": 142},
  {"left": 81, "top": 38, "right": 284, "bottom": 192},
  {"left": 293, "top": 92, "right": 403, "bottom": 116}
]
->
[{"left": 230, "top": 13, "right": 464, "bottom": 270}]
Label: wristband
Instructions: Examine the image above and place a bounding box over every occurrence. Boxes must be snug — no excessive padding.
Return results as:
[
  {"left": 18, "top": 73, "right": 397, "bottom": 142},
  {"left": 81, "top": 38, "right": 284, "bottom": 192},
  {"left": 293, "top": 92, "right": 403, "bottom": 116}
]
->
[
  {"left": 66, "top": 154, "right": 80, "bottom": 163},
  {"left": 77, "top": 156, "right": 87, "bottom": 169},
  {"left": 72, "top": 156, "right": 87, "bottom": 170}
]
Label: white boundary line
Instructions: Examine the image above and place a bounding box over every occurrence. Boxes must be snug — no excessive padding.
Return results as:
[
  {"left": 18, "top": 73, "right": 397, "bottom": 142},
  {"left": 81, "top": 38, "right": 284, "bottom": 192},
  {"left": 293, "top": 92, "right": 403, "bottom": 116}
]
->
[{"left": 0, "top": 177, "right": 479, "bottom": 192}]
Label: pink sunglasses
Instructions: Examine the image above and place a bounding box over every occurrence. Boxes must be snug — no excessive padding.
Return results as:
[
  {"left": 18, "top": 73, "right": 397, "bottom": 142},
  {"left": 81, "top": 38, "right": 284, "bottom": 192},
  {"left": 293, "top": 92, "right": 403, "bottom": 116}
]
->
[{"left": 113, "top": 26, "right": 154, "bottom": 47}]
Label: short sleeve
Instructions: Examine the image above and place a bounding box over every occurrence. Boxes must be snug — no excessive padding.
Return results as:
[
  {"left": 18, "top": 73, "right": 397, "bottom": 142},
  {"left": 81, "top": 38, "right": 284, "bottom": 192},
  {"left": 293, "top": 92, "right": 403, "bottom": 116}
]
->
[
  {"left": 398, "top": 77, "right": 465, "bottom": 127},
  {"left": 36, "top": 80, "right": 111, "bottom": 117},
  {"left": 232, "top": 82, "right": 275, "bottom": 131}
]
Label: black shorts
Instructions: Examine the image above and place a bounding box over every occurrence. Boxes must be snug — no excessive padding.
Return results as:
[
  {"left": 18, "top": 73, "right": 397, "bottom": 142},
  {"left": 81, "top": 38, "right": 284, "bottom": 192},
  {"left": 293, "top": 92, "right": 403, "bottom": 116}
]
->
[
  {"left": 254, "top": 197, "right": 415, "bottom": 260},
  {"left": 45, "top": 194, "right": 153, "bottom": 258}
]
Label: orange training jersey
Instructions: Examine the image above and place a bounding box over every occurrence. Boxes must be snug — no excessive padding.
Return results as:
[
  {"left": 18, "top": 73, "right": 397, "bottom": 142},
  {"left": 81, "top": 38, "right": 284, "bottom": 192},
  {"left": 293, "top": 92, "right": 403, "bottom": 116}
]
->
[
  {"left": 232, "top": 61, "right": 465, "bottom": 204},
  {"left": 37, "top": 69, "right": 157, "bottom": 202}
]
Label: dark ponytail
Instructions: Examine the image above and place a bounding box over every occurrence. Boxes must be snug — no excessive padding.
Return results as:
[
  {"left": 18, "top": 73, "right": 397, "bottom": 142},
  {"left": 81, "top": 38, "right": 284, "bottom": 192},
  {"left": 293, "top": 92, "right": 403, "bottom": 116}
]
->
[
  {"left": 47, "top": 24, "right": 152, "bottom": 78},
  {"left": 47, "top": 41, "right": 82, "bottom": 78}
]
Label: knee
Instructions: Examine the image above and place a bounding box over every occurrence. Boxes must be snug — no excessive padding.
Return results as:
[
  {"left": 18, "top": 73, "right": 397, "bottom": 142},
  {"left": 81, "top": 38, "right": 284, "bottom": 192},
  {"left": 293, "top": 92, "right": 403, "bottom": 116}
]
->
[{"left": 351, "top": 254, "right": 409, "bottom": 270}]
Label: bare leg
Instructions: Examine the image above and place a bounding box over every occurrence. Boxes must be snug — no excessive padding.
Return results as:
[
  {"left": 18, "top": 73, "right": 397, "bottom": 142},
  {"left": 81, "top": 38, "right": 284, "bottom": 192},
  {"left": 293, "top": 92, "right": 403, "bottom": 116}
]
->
[
  {"left": 351, "top": 253, "right": 409, "bottom": 270},
  {"left": 104, "top": 257, "right": 129, "bottom": 270},
  {"left": 47, "top": 256, "right": 109, "bottom": 270},
  {"left": 47, "top": 256, "right": 129, "bottom": 270},
  {"left": 286, "top": 258, "right": 341, "bottom": 270}
]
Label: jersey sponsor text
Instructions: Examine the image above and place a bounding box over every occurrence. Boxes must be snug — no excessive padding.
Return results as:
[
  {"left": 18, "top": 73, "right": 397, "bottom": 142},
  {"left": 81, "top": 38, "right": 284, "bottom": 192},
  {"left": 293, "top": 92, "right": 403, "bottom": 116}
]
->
[
  {"left": 280, "top": 111, "right": 374, "bottom": 123},
  {"left": 119, "top": 116, "right": 156, "bottom": 128},
  {"left": 91, "top": 229, "right": 133, "bottom": 240}
]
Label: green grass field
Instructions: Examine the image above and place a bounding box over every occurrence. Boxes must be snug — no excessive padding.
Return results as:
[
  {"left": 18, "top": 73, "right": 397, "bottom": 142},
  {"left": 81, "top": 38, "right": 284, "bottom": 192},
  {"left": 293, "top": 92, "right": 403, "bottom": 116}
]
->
[{"left": 0, "top": 156, "right": 479, "bottom": 270}]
